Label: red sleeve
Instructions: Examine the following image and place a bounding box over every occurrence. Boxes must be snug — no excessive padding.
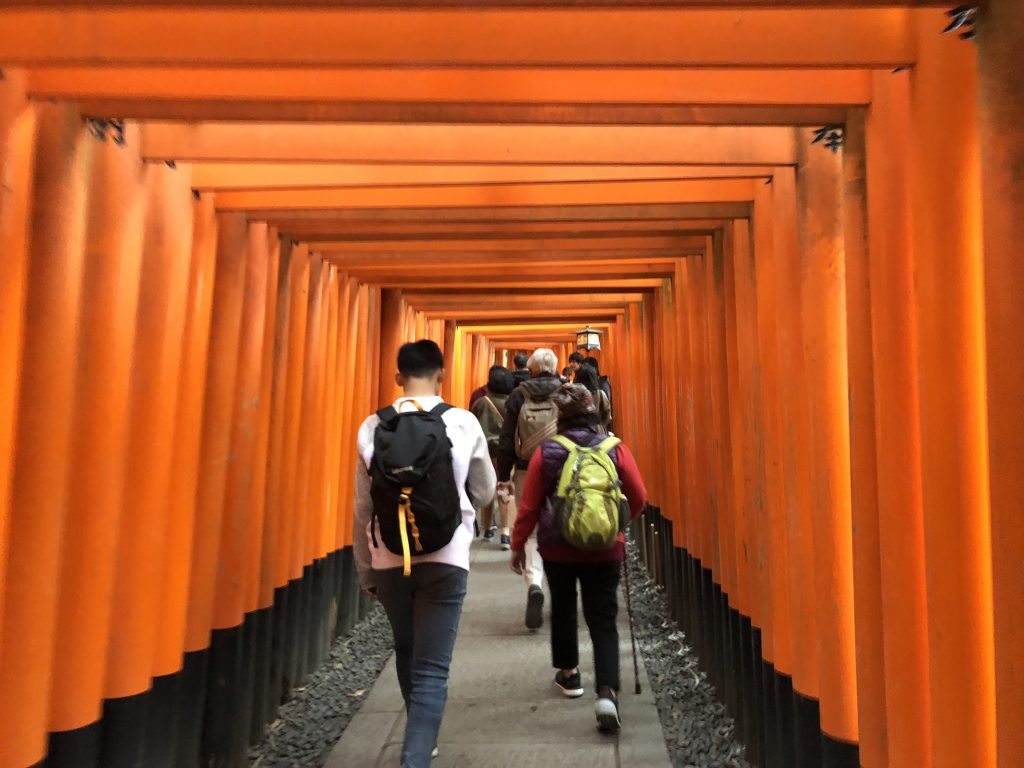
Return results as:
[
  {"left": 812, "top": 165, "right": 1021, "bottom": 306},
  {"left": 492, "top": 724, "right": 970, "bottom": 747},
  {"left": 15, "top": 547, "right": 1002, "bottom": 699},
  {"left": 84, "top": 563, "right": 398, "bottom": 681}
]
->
[
  {"left": 615, "top": 443, "right": 648, "bottom": 518},
  {"left": 510, "top": 449, "right": 546, "bottom": 551}
]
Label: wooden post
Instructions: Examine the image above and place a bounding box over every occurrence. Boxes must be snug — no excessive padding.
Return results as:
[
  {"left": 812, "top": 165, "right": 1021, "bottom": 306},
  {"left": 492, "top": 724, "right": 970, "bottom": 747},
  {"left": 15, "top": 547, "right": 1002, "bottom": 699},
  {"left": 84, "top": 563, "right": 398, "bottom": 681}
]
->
[
  {"left": 184, "top": 212, "right": 251, "bottom": 656},
  {"left": 773, "top": 164, "right": 822, "bottom": 765},
  {"left": 378, "top": 288, "right": 403, "bottom": 406},
  {"left": 977, "top": 4, "right": 1024, "bottom": 765},
  {"left": 0, "top": 70, "right": 36, "bottom": 663},
  {"left": 841, "top": 107, "right": 888, "bottom": 768},
  {"left": 910, "top": 13, "right": 995, "bottom": 768},
  {"left": 0, "top": 101, "right": 92, "bottom": 768},
  {"left": 796, "top": 127, "right": 858, "bottom": 764},
  {"left": 867, "top": 70, "right": 932, "bottom": 768},
  {"left": 153, "top": 189, "right": 218, "bottom": 679},
  {"left": 49, "top": 121, "right": 147, "bottom": 743}
]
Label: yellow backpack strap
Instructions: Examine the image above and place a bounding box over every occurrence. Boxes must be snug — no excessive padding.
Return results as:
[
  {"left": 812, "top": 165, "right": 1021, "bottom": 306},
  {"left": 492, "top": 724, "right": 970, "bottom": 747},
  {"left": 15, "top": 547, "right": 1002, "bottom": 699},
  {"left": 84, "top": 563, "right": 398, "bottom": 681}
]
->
[
  {"left": 398, "top": 486, "right": 415, "bottom": 576},
  {"left": 551, "top": 435, "right": 579, "bottom": 454},
  {"left": 596, "top": 436, "right": 622, "bottom": 455}
]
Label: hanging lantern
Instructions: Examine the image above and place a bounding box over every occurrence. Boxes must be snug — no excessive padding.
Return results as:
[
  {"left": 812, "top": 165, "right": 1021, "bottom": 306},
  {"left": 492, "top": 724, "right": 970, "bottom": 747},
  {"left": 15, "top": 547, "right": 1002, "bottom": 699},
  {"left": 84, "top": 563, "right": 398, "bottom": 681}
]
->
[{"left": 575, "top": 325, "right": 603, "bottom": 351}]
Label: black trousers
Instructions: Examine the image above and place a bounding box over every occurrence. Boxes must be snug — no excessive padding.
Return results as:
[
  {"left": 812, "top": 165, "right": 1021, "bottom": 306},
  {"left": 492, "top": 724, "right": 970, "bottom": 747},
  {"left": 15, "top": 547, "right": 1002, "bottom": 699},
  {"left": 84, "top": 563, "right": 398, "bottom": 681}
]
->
[{"left": 543, "top": 559, "right": 621, "bottom": 692}]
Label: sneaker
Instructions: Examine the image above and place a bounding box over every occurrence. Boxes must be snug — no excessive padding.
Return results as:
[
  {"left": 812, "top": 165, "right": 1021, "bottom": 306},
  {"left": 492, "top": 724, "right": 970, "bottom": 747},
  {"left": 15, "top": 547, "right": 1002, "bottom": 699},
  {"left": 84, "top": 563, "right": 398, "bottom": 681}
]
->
[
  {"left": 500, "top": 534, "right": 511, "bottom": 551},
  {"left": 595, "top": 687, "right": 621, "bottom": 732},
  {"left": 554, "top": 670, "right": 584, "bottom": 698},
  {"left": 483, "top": 527, "right": 495, "bottom": 540},
  {"left": 525, "top": 585, "right": 544, "bottom": 630}
]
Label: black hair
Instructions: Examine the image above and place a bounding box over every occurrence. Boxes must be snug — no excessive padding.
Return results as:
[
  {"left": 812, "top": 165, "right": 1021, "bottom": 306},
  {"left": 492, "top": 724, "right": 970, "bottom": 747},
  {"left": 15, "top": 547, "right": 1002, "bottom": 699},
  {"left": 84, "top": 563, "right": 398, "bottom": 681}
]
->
[
  {"left": 513, "top": 352, "right": 529, "bottom": 369},
  {"left": 487, "top": 366, "right": 515, "bottom": 395},
  {"left": 582, "top": 356, "right": 601, "bottom": 376},
  {"left": 573, "top": 365, "right": 600, "bottom": 395},
  {"left": 557, "top": 413, "right": 600, "bottom": 432},
  {"left": 397, "top": 339, "right": 445, "bottom": 378},
  {"left": 568, "top": 351, "right": 586, "bottom": 364}
]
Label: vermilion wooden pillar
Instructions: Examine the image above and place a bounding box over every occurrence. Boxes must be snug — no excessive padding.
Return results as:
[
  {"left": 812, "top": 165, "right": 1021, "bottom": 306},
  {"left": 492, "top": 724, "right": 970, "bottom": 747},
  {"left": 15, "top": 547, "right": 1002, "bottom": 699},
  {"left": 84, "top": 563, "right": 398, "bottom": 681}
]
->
[
  {"left": 154, "top": 191, "right": 218, "bottom": 761},
  {"left": 243, "top": 228, "right": 281, "bottom": 741},
  {"left": 320, "top": 269, "right": 343, "bottom": 567},
  {"left": 841, "top": 108, "right": 888, "bottom": 768},
  {"left": 866, "top": 70, "right": 932, "bottom": 768},
  {"left": 293, "top": 256, "right": 326, "bottom": 585},
  {"left": 103, "top": 162, "right": 194, "bottom": 759},
  {"left": 276, "top": 245, "right": 311, "bottom": 598},
  {"left": 706, "top": 231, "right": 736, "bottom": 612},
  {"left": 910, "top": 13, "right": 995, "bottom": 768},
  {"left": 796, "top": 128, "right": 858, "bottom": 765},
  {"left": 727, "top": 220, "right": 759, "bottom": 630},
  {"left": 657, "top": 279, "right": 682, "bottom": 530},
  {"left": 442, "top": 320, "right": 457, "bottom": 402},
  {"left": 0, "top": 70, "right": 36, "bottom": 661},
  {"left": 334, "top": 278, "right": 360, "bottom": 560},
  {"left": 367, "top": 288, "right": 383, "bottom": 412},
  {"left": 976, "top": 4, "right": 1024, "bottom": 765},
  {"left": 156, "top": 190, "right": 218, "bottom": 673},
  {"left": 672, "top": 261, "right": 697, "bottom": 561},
  {"left": 378, "top": 288, "right": 403, "bottom": 406},
  {"left": 686, "top": 252, "right": 713, "bottom": 574},
  {"left": 729, "top": 217, "right": 768, "bottom": 763},
  {"left": 751, "top": 184, "right": 785, "bottom": 685},
  {"left": 721, "top": 224, "right": 747, "bottom": 620},
  {"left": 0, "top": 101, "right": 91, "bottom": 768},
  {"left": 772, "top": 165, "right": 820, "bottom": 741},
  {"left": 212, "top": 221, "right": 272, "bottom": 643},
  {"left": 47, "top": 121, "right": 147, "bottom": 758},
  {"left": 184, "top": 212, "right": 250, "bottom": 658},
  {"left": 263, "top": 239, "right": 297, "bottom": 620}
]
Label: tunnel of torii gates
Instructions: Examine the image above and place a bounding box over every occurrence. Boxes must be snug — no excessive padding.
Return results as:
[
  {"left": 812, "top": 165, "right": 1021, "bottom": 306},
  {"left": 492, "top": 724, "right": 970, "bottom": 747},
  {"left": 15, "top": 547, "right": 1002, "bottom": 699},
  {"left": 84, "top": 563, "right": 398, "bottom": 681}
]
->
[{"left": 0, "top": 3, "right": 1021, "bottom": 768}]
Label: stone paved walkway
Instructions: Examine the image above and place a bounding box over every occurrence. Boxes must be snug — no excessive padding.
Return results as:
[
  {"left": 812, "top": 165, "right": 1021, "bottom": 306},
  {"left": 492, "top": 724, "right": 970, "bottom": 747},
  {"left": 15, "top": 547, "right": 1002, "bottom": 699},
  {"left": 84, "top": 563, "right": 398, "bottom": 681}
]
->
[{"left": 326, "top": 541, "right": 672, "bottom": 768}]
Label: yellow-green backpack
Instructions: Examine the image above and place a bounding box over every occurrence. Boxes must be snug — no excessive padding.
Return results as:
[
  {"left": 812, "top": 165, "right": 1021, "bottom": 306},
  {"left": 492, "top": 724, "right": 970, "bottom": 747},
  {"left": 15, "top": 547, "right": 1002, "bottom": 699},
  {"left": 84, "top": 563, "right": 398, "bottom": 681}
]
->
[{"left": 551, "top": 435, "right": 627, "bottom": 551}]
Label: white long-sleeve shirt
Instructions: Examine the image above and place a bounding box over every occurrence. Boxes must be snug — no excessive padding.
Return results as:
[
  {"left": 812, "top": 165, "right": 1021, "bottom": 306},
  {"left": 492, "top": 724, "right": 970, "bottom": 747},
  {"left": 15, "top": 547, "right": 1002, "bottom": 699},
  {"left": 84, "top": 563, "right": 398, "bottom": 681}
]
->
[{"left": 353, "top": 395, "right": 496, "bottom": 588}]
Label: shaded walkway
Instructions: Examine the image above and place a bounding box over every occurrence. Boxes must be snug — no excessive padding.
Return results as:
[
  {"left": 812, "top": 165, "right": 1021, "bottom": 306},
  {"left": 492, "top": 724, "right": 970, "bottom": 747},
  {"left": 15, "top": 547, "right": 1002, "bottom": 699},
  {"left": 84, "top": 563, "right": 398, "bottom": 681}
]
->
[{"left": 326, "top": 543, "right": 671, "bottom": 768}]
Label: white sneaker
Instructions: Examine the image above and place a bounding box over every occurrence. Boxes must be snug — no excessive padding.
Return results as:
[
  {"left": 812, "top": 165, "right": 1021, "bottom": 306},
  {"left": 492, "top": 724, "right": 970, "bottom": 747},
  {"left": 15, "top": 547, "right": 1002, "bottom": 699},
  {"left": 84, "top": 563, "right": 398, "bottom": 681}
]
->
[{"left": 595, "top": 687, "right": 621, "bottom": 732}]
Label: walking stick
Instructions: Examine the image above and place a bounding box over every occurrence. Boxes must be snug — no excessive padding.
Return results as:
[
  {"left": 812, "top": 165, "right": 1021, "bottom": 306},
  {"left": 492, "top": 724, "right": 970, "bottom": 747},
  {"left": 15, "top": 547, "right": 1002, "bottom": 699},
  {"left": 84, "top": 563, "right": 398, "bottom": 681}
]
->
[{"left": 622, "top": 525, "right": 642, "bottom": 695}]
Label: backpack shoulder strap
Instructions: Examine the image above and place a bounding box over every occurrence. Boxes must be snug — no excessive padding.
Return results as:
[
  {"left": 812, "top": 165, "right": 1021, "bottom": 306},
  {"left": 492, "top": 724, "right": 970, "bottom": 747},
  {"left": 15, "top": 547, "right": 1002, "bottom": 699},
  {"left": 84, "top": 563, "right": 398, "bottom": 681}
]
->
[
  {"left": 551, "top": 435, "right": 579, "bottom": 453},
  {"left": 596, "top": 436, "right": 622, "bottom": 454},
  {"left": 483, "top": 396, "right": 503, "bottom": 420},
  {"left": 430, "top": 402, "right": 454, "bottom": 416},
  {"left": 376, "top": 405, "right": 398, "bottom": 422}
]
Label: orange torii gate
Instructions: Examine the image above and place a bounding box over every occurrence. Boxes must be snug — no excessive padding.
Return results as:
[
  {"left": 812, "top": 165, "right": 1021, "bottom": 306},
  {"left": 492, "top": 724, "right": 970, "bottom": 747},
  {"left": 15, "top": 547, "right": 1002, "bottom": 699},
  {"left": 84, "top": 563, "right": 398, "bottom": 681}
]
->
[{"left": 0, "top": 4, "right": 1020, "bottom": 768}]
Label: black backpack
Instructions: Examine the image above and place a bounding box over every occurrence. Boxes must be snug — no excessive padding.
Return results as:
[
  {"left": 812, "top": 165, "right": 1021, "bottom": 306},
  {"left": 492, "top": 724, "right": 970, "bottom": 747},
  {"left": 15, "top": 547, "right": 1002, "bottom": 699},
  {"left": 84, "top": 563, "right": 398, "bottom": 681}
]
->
[{"left": 368, "top": 402, "right": 461, "bottom": 575}]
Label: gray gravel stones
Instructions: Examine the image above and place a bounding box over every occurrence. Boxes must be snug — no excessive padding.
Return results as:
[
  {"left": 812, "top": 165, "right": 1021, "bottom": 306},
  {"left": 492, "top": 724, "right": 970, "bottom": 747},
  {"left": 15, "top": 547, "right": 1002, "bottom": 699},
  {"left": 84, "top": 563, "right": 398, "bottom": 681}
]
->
[
  {"left": 248, "top": 606, "right": 394, "bottom": 767},
  {"left": 626, "top": 543, "right": 752, "bottom": 768}
]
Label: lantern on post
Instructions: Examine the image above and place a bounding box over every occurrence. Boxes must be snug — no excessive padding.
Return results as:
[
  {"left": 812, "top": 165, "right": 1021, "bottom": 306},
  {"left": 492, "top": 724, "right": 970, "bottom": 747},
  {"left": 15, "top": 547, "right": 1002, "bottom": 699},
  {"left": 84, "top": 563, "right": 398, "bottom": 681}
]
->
[{"left": 575, "top": 325, "right": 603, "bottom": 352}]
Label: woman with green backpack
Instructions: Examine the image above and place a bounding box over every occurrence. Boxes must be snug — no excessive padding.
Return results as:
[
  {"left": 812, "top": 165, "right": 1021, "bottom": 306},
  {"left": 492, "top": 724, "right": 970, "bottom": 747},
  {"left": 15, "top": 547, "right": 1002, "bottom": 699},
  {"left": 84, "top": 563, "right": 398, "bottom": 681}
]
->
[{"left": 509, "top": 383, "right": 648, "bottom": 732}]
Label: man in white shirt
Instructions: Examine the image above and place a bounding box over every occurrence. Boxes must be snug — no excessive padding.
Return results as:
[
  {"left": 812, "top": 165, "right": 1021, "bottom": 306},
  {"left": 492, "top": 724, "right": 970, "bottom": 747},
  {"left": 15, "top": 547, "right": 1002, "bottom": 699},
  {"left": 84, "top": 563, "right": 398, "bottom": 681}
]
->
[{"left": 354, "top": 339, "right": 495, "bottom": 768}]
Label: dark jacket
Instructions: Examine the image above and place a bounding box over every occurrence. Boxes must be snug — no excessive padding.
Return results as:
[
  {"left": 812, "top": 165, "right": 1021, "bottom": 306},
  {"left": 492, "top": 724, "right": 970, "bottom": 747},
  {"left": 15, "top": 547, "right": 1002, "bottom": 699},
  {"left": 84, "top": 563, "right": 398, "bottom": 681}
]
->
[
  {"left": 468, "top": 384, "right": 489, "bottom": 409},
  {"left": 595, "top": 389, "right": 612, "bottom": 432},
  {"left": 510, "top": 426, "right": 648, "bottom": 563},
  {"left": 512, "top": 368, "right": 530, "bottom": 387},
  {"left": 598, "top": 376, "right": 613, "bottom": 431},
  {"left": 496, "top": 373, "right": 562, "bottom": 481}
]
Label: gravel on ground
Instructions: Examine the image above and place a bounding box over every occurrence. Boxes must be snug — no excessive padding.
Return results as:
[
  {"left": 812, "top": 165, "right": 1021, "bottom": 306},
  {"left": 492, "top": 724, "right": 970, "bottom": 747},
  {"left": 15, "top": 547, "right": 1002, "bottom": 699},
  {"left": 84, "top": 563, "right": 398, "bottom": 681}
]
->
[
  {"left": 625, "top": 541, "right": 753, "bottom": 768},
  {"left": 248, "top": 606, "right": 394, "bottom": 768}
]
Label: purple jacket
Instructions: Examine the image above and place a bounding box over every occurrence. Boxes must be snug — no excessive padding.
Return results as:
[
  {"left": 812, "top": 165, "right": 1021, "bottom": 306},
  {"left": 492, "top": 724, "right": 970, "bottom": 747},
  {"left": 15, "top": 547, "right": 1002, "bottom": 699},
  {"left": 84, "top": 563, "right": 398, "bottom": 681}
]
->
[{"left": 511, "top": 427, "right": 648, "bottom": 563}]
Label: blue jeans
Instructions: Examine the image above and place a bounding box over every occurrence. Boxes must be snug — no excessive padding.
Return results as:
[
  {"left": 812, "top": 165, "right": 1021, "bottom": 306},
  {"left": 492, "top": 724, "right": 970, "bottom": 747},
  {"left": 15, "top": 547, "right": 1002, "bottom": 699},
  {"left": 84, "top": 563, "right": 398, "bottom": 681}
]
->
[{"left": 375, "top": 563, "right": 468, "bottom": 768}]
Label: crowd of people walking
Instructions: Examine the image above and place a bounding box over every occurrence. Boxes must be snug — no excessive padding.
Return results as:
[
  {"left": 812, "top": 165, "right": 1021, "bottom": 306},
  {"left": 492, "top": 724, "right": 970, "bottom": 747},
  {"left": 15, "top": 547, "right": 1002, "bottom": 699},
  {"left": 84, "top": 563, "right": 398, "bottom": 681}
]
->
[{"left": 353, "top": 341, "right": 647, "bottom": 768}]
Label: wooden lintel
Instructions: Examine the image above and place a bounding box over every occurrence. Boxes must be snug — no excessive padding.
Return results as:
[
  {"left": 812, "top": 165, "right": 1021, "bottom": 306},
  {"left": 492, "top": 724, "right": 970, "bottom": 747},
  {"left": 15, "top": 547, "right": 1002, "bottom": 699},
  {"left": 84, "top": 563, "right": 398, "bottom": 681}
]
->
[
  {"left": 0, "top": 9, "right": 915, "bottom": 68},
  {"left": 142, "top": 123, "right": 797, "bottom": 165}
]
